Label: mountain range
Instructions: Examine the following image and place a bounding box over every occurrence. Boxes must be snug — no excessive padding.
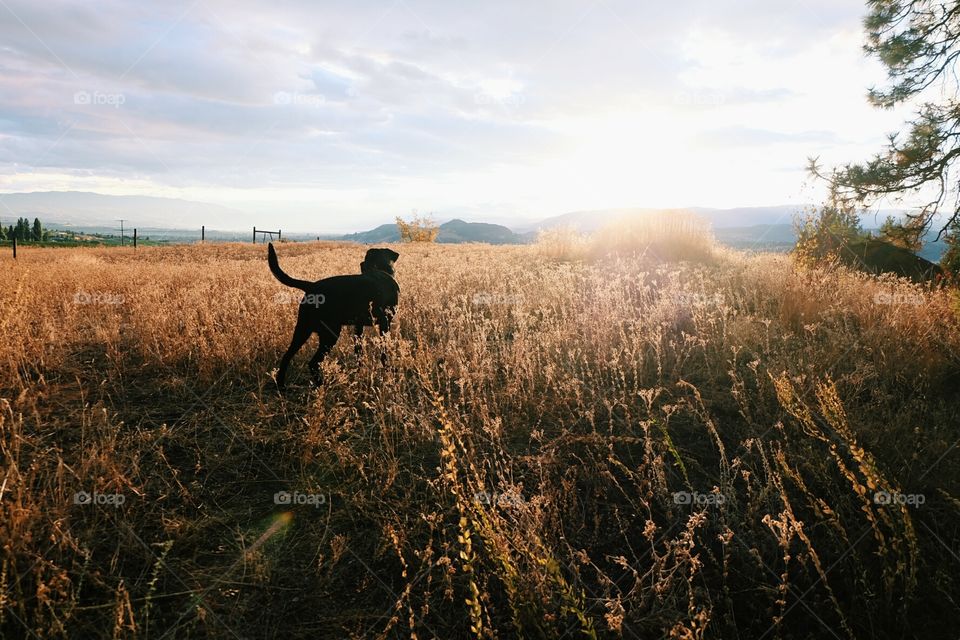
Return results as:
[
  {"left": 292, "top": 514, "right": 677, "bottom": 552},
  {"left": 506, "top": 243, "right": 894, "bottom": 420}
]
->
[
  {"left": 337, "top": 206, "right": 814, "bottom": 244},
  {"left": 0, "top": 191, "right": 245, "bottom": 229},
  {"left": 0, "top": 191, "right": 949, "bottom": 261},
  {"left": 0, "top": 192, "right": 813, "bottom": 236},
  {"left": 341, "top": 219, "right": 528, "bottom": 244}
]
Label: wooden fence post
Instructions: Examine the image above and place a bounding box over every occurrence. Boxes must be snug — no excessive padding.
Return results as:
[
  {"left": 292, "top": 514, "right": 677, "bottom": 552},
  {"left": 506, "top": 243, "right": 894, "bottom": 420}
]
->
[
  {"left": 202, "top": 225, "right": 205, "bottom": 243},
  {"left": 133, "top": 228, "right": 137, "bottom": 248},
  {"left": 12, "top": 237, "right": 16, "bottom": 259},
  {"left": 278, "top": 229, "right": 281, "bottom": 242},
  {"left": 253, "top": 226, "right": 257, "bottom": 244}
]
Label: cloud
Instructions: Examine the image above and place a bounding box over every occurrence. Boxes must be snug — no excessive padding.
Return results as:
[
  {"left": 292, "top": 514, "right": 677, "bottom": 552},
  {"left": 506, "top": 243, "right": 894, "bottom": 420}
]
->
[
  {"left": 0, "top": 0, "right": 899, "bottom": 228},
  {"left": 696, "top": 126, "right": 841, "bottom": 148}
]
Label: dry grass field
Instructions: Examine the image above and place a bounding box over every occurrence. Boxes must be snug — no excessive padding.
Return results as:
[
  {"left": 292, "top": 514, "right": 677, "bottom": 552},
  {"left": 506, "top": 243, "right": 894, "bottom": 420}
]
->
[{"left": 2, "top": 230, "right": 960, "bottom": 638}]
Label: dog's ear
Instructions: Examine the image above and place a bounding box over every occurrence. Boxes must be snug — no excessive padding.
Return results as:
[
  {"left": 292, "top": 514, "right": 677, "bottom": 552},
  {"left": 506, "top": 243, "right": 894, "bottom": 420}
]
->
[{"left": 386, "top": 249, "right": 399, "bottom": 261}]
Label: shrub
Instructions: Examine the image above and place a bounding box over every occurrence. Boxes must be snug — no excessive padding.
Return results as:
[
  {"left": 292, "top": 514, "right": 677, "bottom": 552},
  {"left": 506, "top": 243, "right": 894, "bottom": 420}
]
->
[
  {"left": 793, "top": 186, "right": 863, "bottom": 267},
  {"left": 396, "top": 213, "right": 440, "bottom": 242}
]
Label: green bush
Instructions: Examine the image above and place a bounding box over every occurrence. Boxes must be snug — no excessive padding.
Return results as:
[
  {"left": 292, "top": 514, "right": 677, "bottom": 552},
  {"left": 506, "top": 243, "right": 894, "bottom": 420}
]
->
[{"left": 793, "top": 186, "right": 862, "bottom": 267}]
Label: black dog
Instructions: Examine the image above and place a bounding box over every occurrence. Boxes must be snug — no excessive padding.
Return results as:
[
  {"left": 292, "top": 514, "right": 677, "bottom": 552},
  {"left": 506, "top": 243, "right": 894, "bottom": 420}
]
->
[{"left": 268, "top": 243, "right": 399, "bottom": 389}]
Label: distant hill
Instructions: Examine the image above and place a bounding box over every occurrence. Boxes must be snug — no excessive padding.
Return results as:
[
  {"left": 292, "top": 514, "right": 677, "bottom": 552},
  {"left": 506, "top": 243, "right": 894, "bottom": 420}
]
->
[
  {"left": 340, "top": 223, "right": 401, "bottom": 243},
  {"left": 522, "top": 206, "right": 807, "bottom": 233},
  {"left": 0, "top": 191, "right": 948, "bottom": 261},
  {"left": 915, "top": 232, "right": 949, "bottom": 264},
  {"left": 0, "top": 191, "right": 247, "bottom": 230},
  {"left": 438, "top": 219, "right": 525, "bottom": 243},
  {"left": 341, "top": 219, "right": 525, "bottom": 244},
  {"left": 710, "top": 223, "right": 948, "bottom": 263},
  {"left": 712, "top": 224, "right": 797, "bottom": 251}
]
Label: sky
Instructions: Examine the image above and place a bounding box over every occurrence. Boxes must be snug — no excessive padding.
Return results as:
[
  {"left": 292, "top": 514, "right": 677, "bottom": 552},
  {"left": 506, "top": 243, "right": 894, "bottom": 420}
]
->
[{"left": 0, "top": 0, "right": 917, "bottom": 231}]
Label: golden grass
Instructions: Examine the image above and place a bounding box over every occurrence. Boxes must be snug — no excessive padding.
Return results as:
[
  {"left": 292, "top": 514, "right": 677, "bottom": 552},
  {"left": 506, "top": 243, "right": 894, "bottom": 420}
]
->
[
  {"left": 1, "top": 239, "right": 959, "bottom": 638},
  {"left": 536, "top": 210, "right": 716, "bottom": 263}
]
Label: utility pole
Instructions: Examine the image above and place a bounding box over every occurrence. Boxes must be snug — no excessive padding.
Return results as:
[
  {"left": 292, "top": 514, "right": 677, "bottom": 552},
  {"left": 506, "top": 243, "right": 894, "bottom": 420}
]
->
[{"left": 118, "top": 219, "right": 126, "bottom": 246}]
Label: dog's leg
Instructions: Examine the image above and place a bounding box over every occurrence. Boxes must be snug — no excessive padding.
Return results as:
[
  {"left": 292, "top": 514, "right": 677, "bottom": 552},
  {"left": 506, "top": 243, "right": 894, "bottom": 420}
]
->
[
  {"left": 308, "top": 322, "right": 342, "bottom": 385},
  {"left": 375, "top": 317, "right": 391, "bottom": 366},
  {"left": 277, "top": 321, "right": 312, "bottom": 390},
  {"left": 353, "top": 325, "right": 364, "bottom": 356}
]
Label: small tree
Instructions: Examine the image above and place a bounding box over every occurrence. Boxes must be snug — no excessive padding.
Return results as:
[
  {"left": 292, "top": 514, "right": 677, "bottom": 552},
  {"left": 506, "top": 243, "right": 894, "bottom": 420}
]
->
[
  {"left": 396, "top": 213, "right": 439, "bottom": 242},
  {"left": 941, "top": 220, "right": 960, "bottom": 278},
  {"left": 32, "top": 217, "right": 42, "bottom": 241},
  {"left": 793, "top": 185, "right": 864, "bottom": 267},
  {"left": 879, "top": 215, "right": 922, "bottom": 251}
]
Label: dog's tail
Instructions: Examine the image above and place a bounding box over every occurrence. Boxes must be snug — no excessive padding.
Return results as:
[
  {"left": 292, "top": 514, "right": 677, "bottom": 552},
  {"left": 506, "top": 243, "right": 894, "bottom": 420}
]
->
[{"left": 268, "top": 243, "right": 312, "bottom": 290}]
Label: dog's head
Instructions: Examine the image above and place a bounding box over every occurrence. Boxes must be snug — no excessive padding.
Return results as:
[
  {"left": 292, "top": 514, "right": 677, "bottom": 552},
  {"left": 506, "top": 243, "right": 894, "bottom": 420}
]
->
[{"left": 361, "top": 248, "right": 399, "bottom": 276}]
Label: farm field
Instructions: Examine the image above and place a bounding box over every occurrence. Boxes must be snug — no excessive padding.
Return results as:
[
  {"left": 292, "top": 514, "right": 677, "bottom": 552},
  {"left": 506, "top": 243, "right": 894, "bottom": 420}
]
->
[{"left": 1, "top": 239, "right": 959, "bottom": 639}]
